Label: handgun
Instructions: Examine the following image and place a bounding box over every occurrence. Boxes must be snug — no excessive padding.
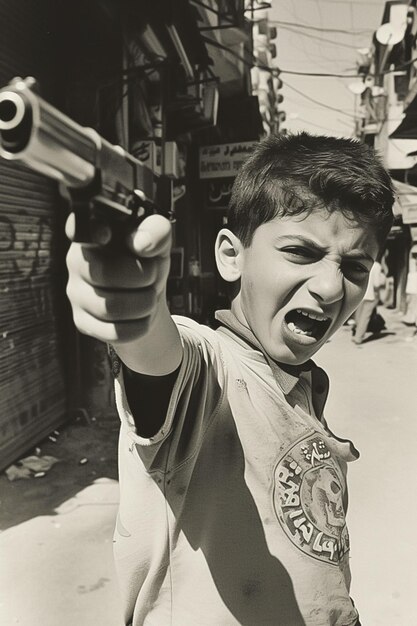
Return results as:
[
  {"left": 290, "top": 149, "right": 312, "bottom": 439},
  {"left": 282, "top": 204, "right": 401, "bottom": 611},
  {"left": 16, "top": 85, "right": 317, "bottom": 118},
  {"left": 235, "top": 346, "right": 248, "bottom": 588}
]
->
[{"left": 0, "top": 76, "right": 170, "bottom": 245}]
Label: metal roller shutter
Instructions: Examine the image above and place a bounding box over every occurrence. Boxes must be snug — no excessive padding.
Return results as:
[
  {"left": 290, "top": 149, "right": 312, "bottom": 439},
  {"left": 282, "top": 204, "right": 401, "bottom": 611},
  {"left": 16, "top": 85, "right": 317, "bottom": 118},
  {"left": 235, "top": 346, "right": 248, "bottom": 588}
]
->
[{"left": 0, "top": 0, "right": 68, "bottom": 470}]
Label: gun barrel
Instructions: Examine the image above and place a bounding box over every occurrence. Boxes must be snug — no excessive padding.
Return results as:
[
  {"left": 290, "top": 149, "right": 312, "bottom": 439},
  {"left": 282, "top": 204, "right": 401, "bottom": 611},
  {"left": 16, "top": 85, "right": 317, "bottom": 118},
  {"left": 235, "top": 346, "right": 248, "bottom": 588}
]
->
[
  {"left": 0, "top": 78, "right": 96, "bottom": 186},
  {"left": 0, "top": 91, "right": 26, "bottom": 131},
  {"left": 0, "top": 78, "right": 158, "bottom": 214}
]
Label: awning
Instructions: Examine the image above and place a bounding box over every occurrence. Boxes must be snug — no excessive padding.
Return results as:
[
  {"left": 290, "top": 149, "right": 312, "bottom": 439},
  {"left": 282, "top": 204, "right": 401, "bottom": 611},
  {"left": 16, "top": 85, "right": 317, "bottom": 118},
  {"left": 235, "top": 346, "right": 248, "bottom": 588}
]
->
[
  {"left": 389, "top": 113, "right": 417, "bottom": 139},
  {"left": 393, "top": 179, "right": 417, "bottom": 223},
  {"left": 390, "top": 93, "right": 417, "bottom": 139}
]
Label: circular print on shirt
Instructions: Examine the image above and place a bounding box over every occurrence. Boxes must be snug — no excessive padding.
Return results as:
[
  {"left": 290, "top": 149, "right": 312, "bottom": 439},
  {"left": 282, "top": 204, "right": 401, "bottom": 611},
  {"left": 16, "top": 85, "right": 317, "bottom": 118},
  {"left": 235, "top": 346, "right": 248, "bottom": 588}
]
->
[{"left": 272, "top": 433, "right": 350, "bottom": 565}]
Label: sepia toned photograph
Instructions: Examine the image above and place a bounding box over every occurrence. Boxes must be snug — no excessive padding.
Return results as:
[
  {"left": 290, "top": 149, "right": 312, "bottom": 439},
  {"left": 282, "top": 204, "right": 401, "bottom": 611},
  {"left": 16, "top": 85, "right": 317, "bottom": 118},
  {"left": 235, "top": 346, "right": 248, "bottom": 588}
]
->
[{"left": 0, "top": 1, "right": 416, "bottom": 625}]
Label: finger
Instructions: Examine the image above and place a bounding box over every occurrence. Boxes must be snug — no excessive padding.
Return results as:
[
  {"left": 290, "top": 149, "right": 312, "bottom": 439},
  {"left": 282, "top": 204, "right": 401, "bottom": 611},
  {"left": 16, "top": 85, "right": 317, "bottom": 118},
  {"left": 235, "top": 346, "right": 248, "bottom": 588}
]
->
[
  {"left": 66, "top": 243, "right": 158, "bottom": 289},
  {"left": 65, "top": 213, "right": 76, "bottom": 240},
  {"left": 71, "top": 307, "right": 153, "bottom": 344},
  {"left": 127, "top": 214, "right": 172, "bottom": 259},
  {"left": 66, "top": 278, "right": 157, "bottom": 322},
  {"left": 65, "top": 213, "right": 112, "bottom": 246}
]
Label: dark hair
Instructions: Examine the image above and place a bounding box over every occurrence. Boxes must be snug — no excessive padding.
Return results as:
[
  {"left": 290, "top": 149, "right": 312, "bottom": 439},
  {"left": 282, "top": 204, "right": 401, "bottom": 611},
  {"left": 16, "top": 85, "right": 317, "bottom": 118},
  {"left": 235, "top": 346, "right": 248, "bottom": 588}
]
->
[{"left": 227, "top": 132, "right": 395, "bottom": 247}]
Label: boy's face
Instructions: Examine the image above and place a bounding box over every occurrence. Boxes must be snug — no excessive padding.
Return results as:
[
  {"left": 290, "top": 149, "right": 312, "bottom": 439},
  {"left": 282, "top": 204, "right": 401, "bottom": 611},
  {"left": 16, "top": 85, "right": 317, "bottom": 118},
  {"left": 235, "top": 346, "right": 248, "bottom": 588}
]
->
[{"left": 232, "top": 208, "right": 380, "bottom": 365}]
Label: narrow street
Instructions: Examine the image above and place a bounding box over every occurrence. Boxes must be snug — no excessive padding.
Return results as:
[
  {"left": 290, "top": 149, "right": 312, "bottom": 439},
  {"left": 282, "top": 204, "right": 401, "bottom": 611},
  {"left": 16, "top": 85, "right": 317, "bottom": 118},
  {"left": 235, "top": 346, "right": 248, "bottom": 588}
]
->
[
  {"left": 0, "top": 1, "right": 416, "bottom": 625},
  {"left": 0, "top": 307, "right": 416, "bottom": 626},
  {"left": 317, "top": 308, "right": 417, "bottom": 626},
  {"left": 0, "top": 412, "right": 125, "bottom": 626}
]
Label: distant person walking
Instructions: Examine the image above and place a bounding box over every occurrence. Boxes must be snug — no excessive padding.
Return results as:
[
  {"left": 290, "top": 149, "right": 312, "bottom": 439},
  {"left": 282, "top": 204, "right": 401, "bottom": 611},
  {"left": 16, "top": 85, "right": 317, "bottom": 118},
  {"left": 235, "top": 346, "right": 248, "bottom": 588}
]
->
[
  {"left": 403, "top": 251, "right": 417, "bottom": 334},
  {"left": 353, "top": 259, "right": 386, "bottom": 345}
]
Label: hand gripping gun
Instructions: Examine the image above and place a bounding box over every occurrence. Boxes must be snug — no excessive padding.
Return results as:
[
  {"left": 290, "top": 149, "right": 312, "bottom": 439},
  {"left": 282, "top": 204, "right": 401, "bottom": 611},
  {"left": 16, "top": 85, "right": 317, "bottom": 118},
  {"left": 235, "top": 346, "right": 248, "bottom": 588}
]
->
[{"left": 0, "top": 77, "right": 171, "bottom": 245}]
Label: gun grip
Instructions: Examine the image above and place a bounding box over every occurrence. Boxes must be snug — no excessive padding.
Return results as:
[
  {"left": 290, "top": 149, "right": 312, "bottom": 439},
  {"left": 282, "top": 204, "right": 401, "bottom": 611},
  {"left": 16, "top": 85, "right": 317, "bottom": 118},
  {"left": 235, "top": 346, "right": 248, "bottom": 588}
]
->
[
  {"left": 72, "top": 202, "right": 146, "bottom": 248},
  {"left": 72, "top": 204, "right": 105, "bottom": 245}
]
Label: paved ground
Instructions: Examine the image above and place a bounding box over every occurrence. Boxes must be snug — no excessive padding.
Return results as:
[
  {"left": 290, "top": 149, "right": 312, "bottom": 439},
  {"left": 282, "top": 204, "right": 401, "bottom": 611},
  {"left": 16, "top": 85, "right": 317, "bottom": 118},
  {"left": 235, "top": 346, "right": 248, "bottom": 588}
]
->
[
  {"left": 0, "top": 410, "right": 125, "bottom": 626},
  {"left": 0, "top": 306, "right": 416, "bottom": 626},
  {"left": 317, "top": 308, "right": 417, "bottom": 626}
]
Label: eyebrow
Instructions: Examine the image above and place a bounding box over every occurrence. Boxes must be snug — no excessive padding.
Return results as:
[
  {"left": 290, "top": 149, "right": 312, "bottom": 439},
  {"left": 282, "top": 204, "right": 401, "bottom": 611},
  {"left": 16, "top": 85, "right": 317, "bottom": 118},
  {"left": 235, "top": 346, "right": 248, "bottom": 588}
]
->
[{"left": 274, "top": 235, "right": 375, "bottom": 262}]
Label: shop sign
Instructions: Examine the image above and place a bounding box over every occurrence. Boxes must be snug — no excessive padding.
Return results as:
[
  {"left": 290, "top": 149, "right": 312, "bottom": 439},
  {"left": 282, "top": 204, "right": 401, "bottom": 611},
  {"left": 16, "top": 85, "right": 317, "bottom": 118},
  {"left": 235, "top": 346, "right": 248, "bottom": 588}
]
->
[
  {"left": 131, "top": 141, "right": 181, "bottom": 178},
  {"left": 132, "top": 140, "right": 161, "bottom": 175},
  {"left": 199, "top": 141, "right": 258, "bottom": 179},
  {"left": 204, "top": 178, "right": 234, "bottom": 209}
]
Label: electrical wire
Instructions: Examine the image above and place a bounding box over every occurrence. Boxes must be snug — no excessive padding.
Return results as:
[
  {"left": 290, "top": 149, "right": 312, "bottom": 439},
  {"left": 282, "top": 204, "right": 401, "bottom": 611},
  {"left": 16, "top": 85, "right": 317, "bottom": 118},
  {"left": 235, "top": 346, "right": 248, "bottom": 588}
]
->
[
  {"left": 202, "top": 35, "right": 417, "bottom": 79},
  {"left": 277, "top": 24, "right": 365, "bottom": 50},
  {"left": 285, "top": 95, "right": 331, "bottom": 110},
  {"left": 299, "top": 0, "right": 388, "bottom": 4},
  {"left": 281, "top": 68, "right": 359, "bottom": 77},
  {"left": 269, "top": 20, "right": 372, "bottom": 35},
  {"left": 273, "top": 6, "right": 352, "bottom": 64},
  {"left": 287, "top": 116, "right": 353, "bottom": 134},
  {"left": 275, "top": 0, "right": 375, "bottom": 131},
  {"left": 279, "top": 27, "right": 353, "bottom": 69},
  {"left": 200, "top": 34, "right": 359, "bottom": 126},
  {"left": 283, "top": 80, "right": 356, "bottom": 119}
]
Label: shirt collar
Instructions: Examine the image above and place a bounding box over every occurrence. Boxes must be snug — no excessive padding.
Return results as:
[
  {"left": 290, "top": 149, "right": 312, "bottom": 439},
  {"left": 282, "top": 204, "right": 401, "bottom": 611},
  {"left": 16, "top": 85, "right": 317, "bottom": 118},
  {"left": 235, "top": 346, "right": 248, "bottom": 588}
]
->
[{"left": 215, "top": 309, "right": 314, "bottom": 395}]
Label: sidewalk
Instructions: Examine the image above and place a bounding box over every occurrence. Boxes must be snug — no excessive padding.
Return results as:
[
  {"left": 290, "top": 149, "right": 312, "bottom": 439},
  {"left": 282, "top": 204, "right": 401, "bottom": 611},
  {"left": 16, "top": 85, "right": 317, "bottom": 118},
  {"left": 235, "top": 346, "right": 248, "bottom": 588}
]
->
[
  {"left": 0, "top": 410, "right": 124, "bottom": 625},
  {"left": 317, "top": 306, "right": 417, "bottom": 626}
]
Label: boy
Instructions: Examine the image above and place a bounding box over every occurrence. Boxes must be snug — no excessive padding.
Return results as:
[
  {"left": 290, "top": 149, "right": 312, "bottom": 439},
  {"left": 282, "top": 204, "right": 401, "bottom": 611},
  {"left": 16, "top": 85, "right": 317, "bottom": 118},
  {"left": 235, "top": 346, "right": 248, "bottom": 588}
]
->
[{"left": 66, "top": 132, "right": 394, "bottom": 625}]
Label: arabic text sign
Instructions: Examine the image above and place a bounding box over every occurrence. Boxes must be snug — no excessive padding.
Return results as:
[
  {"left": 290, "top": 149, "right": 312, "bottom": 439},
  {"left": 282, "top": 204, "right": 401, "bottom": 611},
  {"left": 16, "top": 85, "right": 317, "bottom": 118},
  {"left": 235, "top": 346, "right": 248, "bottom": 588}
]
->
[
  {"left": 204, "top": 178, "right": 234, "bottom": 209},
  {"left": 199, "top": 141, "right": 258, "bottom": 179}
]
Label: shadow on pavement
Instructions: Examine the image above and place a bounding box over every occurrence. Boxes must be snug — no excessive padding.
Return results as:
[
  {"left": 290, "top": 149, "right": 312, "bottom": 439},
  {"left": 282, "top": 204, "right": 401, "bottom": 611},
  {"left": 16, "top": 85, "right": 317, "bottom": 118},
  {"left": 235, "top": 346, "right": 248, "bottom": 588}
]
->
[
  {"left": 0, "top": 411, "right": 120, "bottom": 531},
  {"left": 361, "top": 331, "right": 396, "bottom": 344}
]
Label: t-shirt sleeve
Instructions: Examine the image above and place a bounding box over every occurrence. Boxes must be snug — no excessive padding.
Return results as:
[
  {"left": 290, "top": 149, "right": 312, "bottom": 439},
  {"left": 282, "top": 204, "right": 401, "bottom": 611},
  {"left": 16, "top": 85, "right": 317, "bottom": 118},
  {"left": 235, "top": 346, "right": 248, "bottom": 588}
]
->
[{"left": 114, "top": 316, "right": 226, "bottom": 469}]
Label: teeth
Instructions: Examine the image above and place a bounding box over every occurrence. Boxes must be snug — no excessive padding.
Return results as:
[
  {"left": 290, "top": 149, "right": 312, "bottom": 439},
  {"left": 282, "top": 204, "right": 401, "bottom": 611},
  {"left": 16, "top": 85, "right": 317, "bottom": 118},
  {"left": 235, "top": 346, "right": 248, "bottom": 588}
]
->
[
  {"left": 311, "top": 313, "right": 328, "bottom": 322},
  {"left": 287, "top": 321, "right": 313, "bottom": 336},
  {"left": 296, "top": 309, "right": 328, "bottom": 322}
]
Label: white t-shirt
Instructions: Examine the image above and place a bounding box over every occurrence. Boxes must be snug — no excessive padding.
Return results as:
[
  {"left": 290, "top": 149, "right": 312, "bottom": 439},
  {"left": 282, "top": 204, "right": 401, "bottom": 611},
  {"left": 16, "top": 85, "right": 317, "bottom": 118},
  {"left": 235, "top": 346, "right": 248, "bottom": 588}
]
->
[{"left": 113, "top": 312, "right": 360, "bottom": 626}]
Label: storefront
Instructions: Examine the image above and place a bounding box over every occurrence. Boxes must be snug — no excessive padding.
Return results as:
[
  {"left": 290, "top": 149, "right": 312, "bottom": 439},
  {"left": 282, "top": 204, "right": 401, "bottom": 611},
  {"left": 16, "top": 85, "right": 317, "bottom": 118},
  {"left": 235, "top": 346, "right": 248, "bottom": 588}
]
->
[{"left": 0, "top": 0, "right": 68, "bottom": 470}]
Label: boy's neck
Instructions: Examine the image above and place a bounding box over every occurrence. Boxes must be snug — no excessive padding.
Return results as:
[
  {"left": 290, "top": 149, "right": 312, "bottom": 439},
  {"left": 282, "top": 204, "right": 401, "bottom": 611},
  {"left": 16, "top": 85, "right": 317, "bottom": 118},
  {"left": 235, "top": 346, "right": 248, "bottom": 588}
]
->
[{"left": 215, "top": 308, "right": 313, "bottom": 378}]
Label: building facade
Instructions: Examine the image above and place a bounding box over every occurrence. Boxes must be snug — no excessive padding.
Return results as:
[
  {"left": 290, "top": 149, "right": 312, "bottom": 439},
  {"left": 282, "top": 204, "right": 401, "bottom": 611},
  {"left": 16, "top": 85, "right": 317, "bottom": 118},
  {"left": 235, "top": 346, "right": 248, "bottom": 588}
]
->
[
  {"left": 354, "top": 0, "right": 417, "bottom": 311},
  {"left": 0, "top": 0, "right": 284, "bottom": 467}
]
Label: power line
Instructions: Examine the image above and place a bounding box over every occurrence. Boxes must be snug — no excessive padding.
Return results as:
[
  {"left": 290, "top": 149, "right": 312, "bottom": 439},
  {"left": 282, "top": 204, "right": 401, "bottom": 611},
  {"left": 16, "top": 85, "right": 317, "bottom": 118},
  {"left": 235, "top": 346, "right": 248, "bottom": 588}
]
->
[
  {"left": 278, "top": 24, "right": 366, "bottom": 50},
  {"left": 286, "top": 54, "right": 417, "bottom": 78},
  {"left": 283, "top": 80, "right": 356, "bottom": 119},
  {"left": 269, "top": 19, "right": 372, "bottom": 35},
  {"left": 285, "top": 95, "right": 338, "bottom": 111},
  {"left": 202, "top": 34, "right": 417, "bottom": 79},
  {"left": 288, "top": 116, "right": 353, "bottom": 134},
  {"left": 202, "top": 36, "right": 358, "bottom": 120},
  {"left": 203, "top": 36, "right": 353, "bottom": 76},
  {"left": 281, "top": 68, "right": 359, "bottom": 77},
  {"left": 299, "top": 0, "right": 387, "bottom": 4}
]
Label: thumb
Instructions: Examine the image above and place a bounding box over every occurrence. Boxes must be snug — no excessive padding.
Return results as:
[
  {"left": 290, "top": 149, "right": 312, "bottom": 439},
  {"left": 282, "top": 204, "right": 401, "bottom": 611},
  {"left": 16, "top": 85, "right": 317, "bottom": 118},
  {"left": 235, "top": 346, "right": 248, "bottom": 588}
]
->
[{"left": 127, "top": 214, "right": 172, "bottom": 258}]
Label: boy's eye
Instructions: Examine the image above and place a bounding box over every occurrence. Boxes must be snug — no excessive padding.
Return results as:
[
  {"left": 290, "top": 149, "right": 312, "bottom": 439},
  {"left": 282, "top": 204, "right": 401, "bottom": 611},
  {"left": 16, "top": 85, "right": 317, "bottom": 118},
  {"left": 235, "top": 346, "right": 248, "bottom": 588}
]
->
[
  {"left": 341, "top": 261, "right": 369, "bottom": 280},
  {"left": 281, "top": 246, "right": 319, "bottom": 261}
]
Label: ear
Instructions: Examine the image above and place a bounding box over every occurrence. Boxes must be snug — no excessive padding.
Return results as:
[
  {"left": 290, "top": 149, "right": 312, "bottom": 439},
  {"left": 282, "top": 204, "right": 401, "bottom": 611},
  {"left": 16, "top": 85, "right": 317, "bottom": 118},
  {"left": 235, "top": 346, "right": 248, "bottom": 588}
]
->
[{"left": 215, "top": 228, "right": 244, "bottom": 283}]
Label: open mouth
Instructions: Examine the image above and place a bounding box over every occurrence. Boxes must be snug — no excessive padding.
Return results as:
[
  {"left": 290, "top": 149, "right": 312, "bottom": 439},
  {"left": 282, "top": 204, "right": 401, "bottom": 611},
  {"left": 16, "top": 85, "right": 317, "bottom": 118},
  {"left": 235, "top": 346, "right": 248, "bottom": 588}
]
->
[{"left": 284, "top": 308, "right": 331, "bottom": 341}]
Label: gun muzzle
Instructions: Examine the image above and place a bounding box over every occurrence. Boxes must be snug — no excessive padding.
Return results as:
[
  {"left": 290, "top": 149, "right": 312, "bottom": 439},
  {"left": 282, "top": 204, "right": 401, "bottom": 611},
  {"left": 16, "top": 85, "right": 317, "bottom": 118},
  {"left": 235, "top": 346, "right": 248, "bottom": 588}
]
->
[
  {"left": 0, "top": 78, "right": 96, "bottom": 187},
  {"left": 0, "top": 91, "right": 28, "bottom": 133}
]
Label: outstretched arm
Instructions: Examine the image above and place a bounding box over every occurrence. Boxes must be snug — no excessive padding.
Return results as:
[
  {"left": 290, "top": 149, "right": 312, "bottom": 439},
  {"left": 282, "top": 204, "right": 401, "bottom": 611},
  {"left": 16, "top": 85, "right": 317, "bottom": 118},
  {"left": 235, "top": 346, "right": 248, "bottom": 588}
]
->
[{"left": 65, "top": 214, "right": 183, "bottom": 433}]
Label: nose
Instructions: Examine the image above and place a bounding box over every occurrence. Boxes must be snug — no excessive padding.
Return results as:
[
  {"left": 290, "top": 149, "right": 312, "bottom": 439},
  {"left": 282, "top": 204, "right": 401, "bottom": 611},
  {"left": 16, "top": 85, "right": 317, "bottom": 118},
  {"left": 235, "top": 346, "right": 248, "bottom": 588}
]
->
[{"left": 307, "top": 260, "right": 344, "bottom": 305}]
